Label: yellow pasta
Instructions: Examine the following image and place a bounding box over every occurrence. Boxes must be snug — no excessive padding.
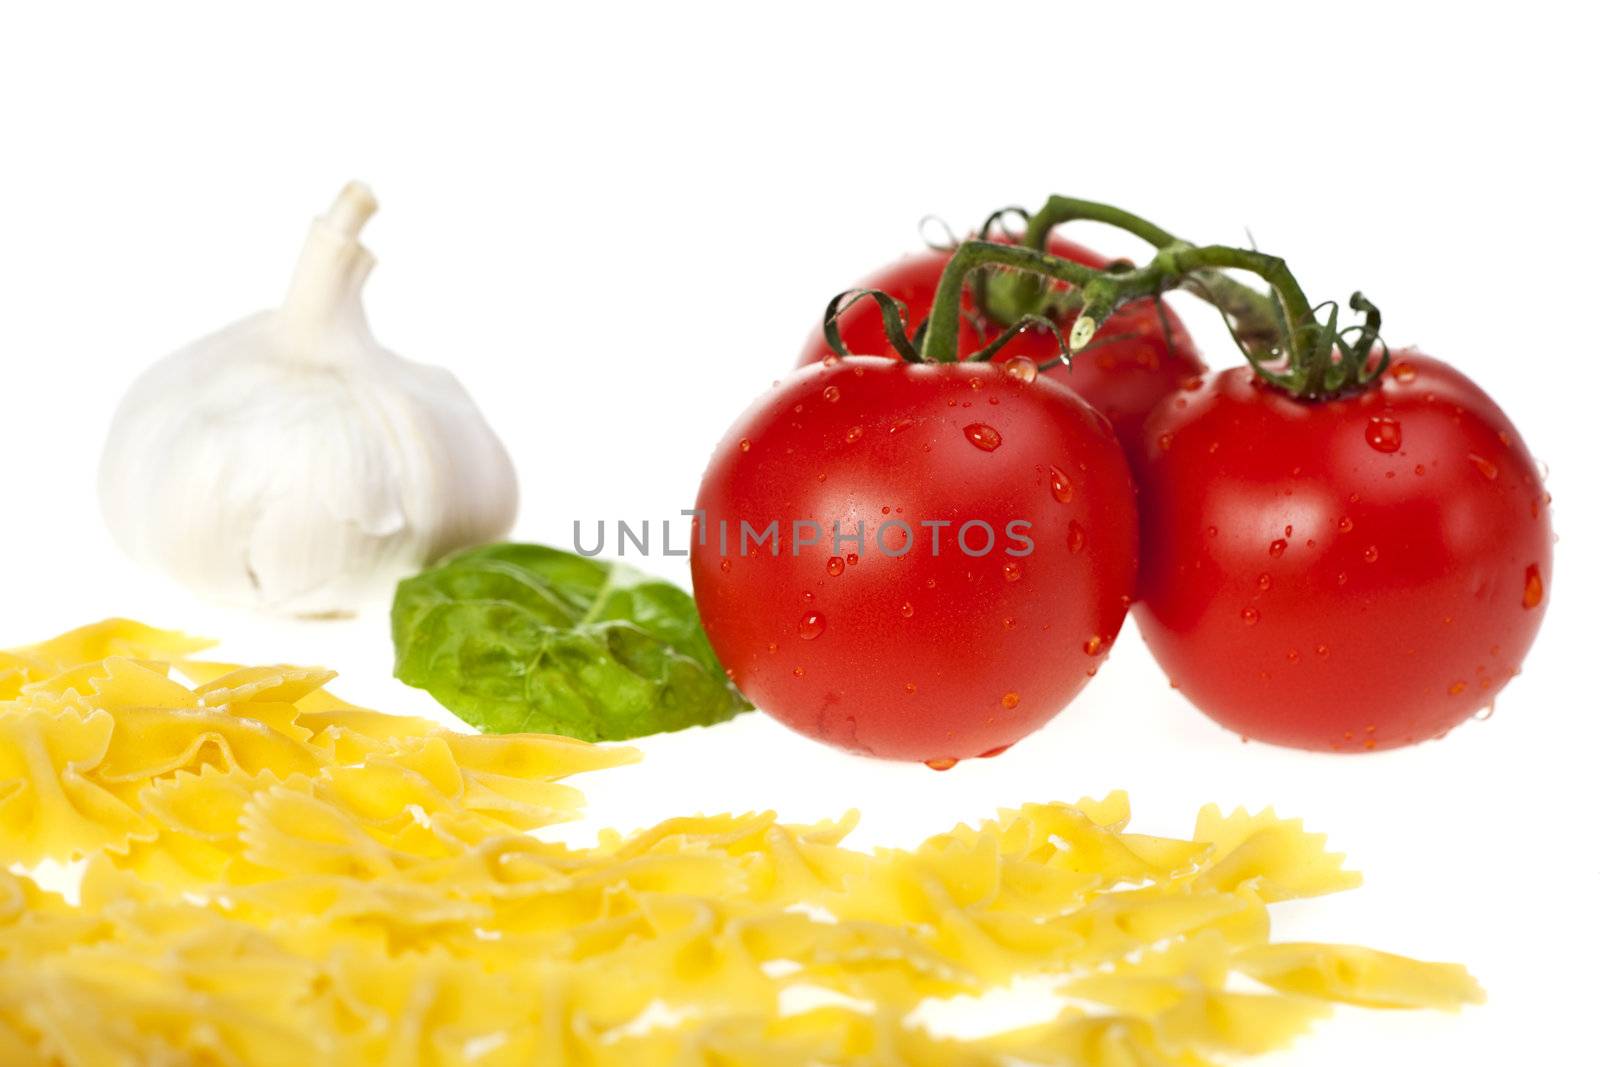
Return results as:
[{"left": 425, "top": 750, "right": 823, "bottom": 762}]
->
[{"left": 0, "top": 619, "right": 1482, "bottom": 1066}]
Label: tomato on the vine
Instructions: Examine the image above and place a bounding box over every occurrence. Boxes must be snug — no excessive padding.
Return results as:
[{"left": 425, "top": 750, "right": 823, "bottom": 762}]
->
[
  {"left": 795, "top": 236, "right": 1206, "bottom": 453},
  {"left": 691, "top": 356, "right": 1137, "bottom": 764},
  {"left": 1132, "top": 354, "right": 1553, "bottom": 751}
]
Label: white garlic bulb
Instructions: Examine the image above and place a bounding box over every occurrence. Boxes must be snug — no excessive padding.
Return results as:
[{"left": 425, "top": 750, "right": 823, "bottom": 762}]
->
[{"left": 99, "top": 182, "right": 518, "bottom": 617}]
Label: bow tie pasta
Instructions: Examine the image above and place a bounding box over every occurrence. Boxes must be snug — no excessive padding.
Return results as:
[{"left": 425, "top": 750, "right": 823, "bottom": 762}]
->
[{"left": 0, "top": 619, "right": 1482, "bottom": 1066}]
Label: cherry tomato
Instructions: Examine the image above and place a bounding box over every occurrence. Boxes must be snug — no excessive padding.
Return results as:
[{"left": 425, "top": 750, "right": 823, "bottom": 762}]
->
[
  {"left": 692, "top": 356, "right": 1138, "bottom": 763},
  {"left": 795, "top": 236, "right": 1207, "bottom": 453},
  {"left": 1131, "top": 354, "right": 1553, "bottom": 751}
]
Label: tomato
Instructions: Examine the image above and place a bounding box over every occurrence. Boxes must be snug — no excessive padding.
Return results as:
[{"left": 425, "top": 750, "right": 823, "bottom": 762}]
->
[
  {"left": 1131, "top": 354, "right": 1553, "bottom": 751},
  {"left": 795, "top": 236, "right": 1207, "bottom": 453},
  {"left": 691, "top": 356, "right": 1138, "bottom": 763}
]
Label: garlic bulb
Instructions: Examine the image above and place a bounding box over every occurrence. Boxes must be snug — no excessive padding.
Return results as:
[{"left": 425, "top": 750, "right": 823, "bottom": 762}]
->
[{"left": 99, "top": 182, "right": 518, "bottom": 617}]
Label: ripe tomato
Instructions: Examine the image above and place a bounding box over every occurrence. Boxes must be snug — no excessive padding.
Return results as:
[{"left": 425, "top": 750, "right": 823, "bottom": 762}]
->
[
  {"left": 795, "top": 236, "right": 1207, "bottom": 453},
  {"left": 1132, "top": 354, "right": 1553, "bottom": 751},
  {"left": 691, "top": 356, "right": 1138, "bottom": 764}
]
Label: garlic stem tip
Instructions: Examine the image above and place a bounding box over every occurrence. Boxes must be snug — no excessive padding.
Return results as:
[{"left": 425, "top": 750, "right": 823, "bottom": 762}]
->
[{"left": 324, "top": 181, "right": 378, "bottom": 238}]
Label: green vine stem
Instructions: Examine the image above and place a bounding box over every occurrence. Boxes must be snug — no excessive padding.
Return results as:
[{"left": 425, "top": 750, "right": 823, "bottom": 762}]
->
[
  {"left": 983, "top": 196, "right": 1286, "bottom": 357},
  {"left": 919, "top": 235, "right": 1386, "bottom": 400}
]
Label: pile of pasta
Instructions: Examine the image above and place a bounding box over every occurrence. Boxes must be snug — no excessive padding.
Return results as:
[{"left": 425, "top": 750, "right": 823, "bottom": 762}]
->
[{"left": 0, "top": 620, "right": 1482, "bottom": 1066}]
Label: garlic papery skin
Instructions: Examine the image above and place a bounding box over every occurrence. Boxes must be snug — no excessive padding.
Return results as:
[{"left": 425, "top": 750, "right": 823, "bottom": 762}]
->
[{"left": 99, "top": 182, "right": 519, "bottom": 617}]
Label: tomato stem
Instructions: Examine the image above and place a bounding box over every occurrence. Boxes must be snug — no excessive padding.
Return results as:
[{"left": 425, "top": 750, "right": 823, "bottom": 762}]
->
[
  {"left": 1023, "top": 196, "right": 1181, "bottom": 253},
  {"left": 922, "top": 201, "right": 1388, "bottom": 399},
  {"left": 986, "top": 196, "right": 1282, "bottom": 353},
  {"left": 922, "top": 242, "right": 1116, "bottom": 363}
]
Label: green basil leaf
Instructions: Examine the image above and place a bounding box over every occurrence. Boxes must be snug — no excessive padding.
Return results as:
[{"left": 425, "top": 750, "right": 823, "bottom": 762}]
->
[{"left": 391, "top": 543, "right": 750, "bottom": 741}]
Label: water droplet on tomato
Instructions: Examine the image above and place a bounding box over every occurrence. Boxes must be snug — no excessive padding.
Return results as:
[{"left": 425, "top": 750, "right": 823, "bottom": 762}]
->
[
  {"left": 1365, "top": 415, "right": 1403, "bottom": 453},
  {"left": 1158, "top": 432, "right": 1174, "bottom": 451},
  {"left": 880, "top": 505, "right": 891, "bottom": 515},
  {"left": 1001, "top": 692, "right": 1020, "bottom": 709},
  {"left": 1206, "top": 525, "right": 1218, "bottom": 538},
  {"left": 1363, "top": 545, "right": 1380, "bottom": 564},
  {"left": 1315, "top": 644, "right": 1330, "bottom": 657},
  {"left": 925, "top": 577, "right": 936, "bottom": 589},
  {"left": 888, "top": 417, "right": 913, "bottom": 435},
  {"left": 1336, "top": 571, "right": 1349, "bottom": 585},
  {"left": 846, "top": 553, "right": 859, "bottom": 566},
  {"left": 822, "top": 385, "right": 841, "bottom": 403},
  {"left": 844, "top": 426, "right": 864, "bottom": 444},
  {"left": 1474, "top": 704, "right": 1497, "bottom": 722},
  {"left": 1523, "top": 563, "right": 1544, "bottom": 609},
  {"left": 1286, "top": 648, "right": 1300, "bottom": 662},
  {"left": 1240, "top": 606, "right": 1260, "bottom": 625},
  {"left": 964, "top": 423, "right": 1002, "bottom": 451},
  {"left": 798, "top": 612, "right": 825, "bottom": 640},
  {"left": 979, "top": 743, "right": 1012, "bottom": 758},
  {"left": 719, "top": 558, "right": 731, "bottom": 573},
  {"left": 925, "top": 757, "right": 958, "bottom": 771},
  {"left": 1391, "top": 361, "right": 1417, "bottom": 383},
  {"left": 821, "top": 354, "right": 840, "bottom": 368},
  {"left": 1048, "top": 465, "right": 1074, "bottom": 503},
  {"left": 1362, "top": 738, "right": 1377, "bottom": 751},
  {"left": 1003, "top": 356, "right": 1038, "bottom": 383},
  {"left": 1257, "top": 573, "right": 1272, "bottom": 591},
  {"left": 1448, "top": 680, "right": 1466, "bottom": 695},
  {"left": 826, "top": 556, "right": 844, "bottom": 577},
  {"left": 1338, "top": 516, "right": 1354, "bottom": 534},
  {"left": 1269, "top": 539, "right": 1287, "bottom": 558},
  {"left": 1067, "top": 521, "right": 1086, "bottom": 553},
  {"left": 900, "top": 601, "right": 914, "bottom": 618},
  {"left": 1083, "top": 635, "right": 1103, "bottom": 655},
  {"left": 1002, "top": 616, "right": 1017, "bottom": 630},
  {"left": 792, "top": 666, "right": 805, "bottom": 677},
  {"left": 904, "top": 682, "right": 917, "bottom": 694},
  {"left": 1002, "top": 561, "right": 1022, "bottom": 582},
  {"left": 1468, "top": 453, "right": 1499, "bottom": 481},
  {"left": 739, "top": 438, "right": 751, "bottom": 452}
]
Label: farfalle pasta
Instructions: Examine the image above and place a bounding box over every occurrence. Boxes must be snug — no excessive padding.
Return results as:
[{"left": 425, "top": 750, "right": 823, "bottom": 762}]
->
[{"left": 0, "top": 619, "right": 1483, "bottom": 1066}]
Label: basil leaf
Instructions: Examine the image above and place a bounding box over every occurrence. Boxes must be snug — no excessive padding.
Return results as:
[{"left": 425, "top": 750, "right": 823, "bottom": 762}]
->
[{"left": 391, "top": 543, "right": 750, "bottom": 741}]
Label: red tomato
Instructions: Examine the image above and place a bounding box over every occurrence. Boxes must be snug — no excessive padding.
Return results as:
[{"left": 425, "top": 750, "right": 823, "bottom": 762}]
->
[
  {"left": 1131, "top": 354, "right": 1553, "bottom": 751},
  {"left": 795, "top": 236, "right": 1207, "bottom": 453},
  {"left": 691, "top": 357, "right": 1138, "bottom": 763}
]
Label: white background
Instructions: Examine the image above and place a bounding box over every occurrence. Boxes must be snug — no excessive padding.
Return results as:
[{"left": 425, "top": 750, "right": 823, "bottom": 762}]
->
[{"left": 2, "top": 2, "right": 1596, "bottom": 1062}]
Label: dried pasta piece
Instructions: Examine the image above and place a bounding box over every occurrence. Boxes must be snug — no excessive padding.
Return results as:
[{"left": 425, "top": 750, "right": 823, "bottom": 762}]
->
[
  {"left": 1191, "top": 805, "right": 1362, "bottom": 901},
  {"left": 19, "top": 656, "right": 199, "bottom": 712},
  {"left": 194, "top": 665, "right": 340, "bottom": 708},
  {"left": 984, "top": 1011, "right": 1221, "bottom": 1067},
  {"left": 6, "top": 619, "right": 212, "bottom": 676},
  {"left": 1155, "top": 991, "right": 1331, "bottom": 1056},
  {"left": 92, "top": 704, "right": 329, "bottom": 783},
  {"left": 0, "top": 707, "right": 151, "bottom": 863},
  {"left": 1234, "top": 942, "right": 1487, "bottom": 1010}
]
